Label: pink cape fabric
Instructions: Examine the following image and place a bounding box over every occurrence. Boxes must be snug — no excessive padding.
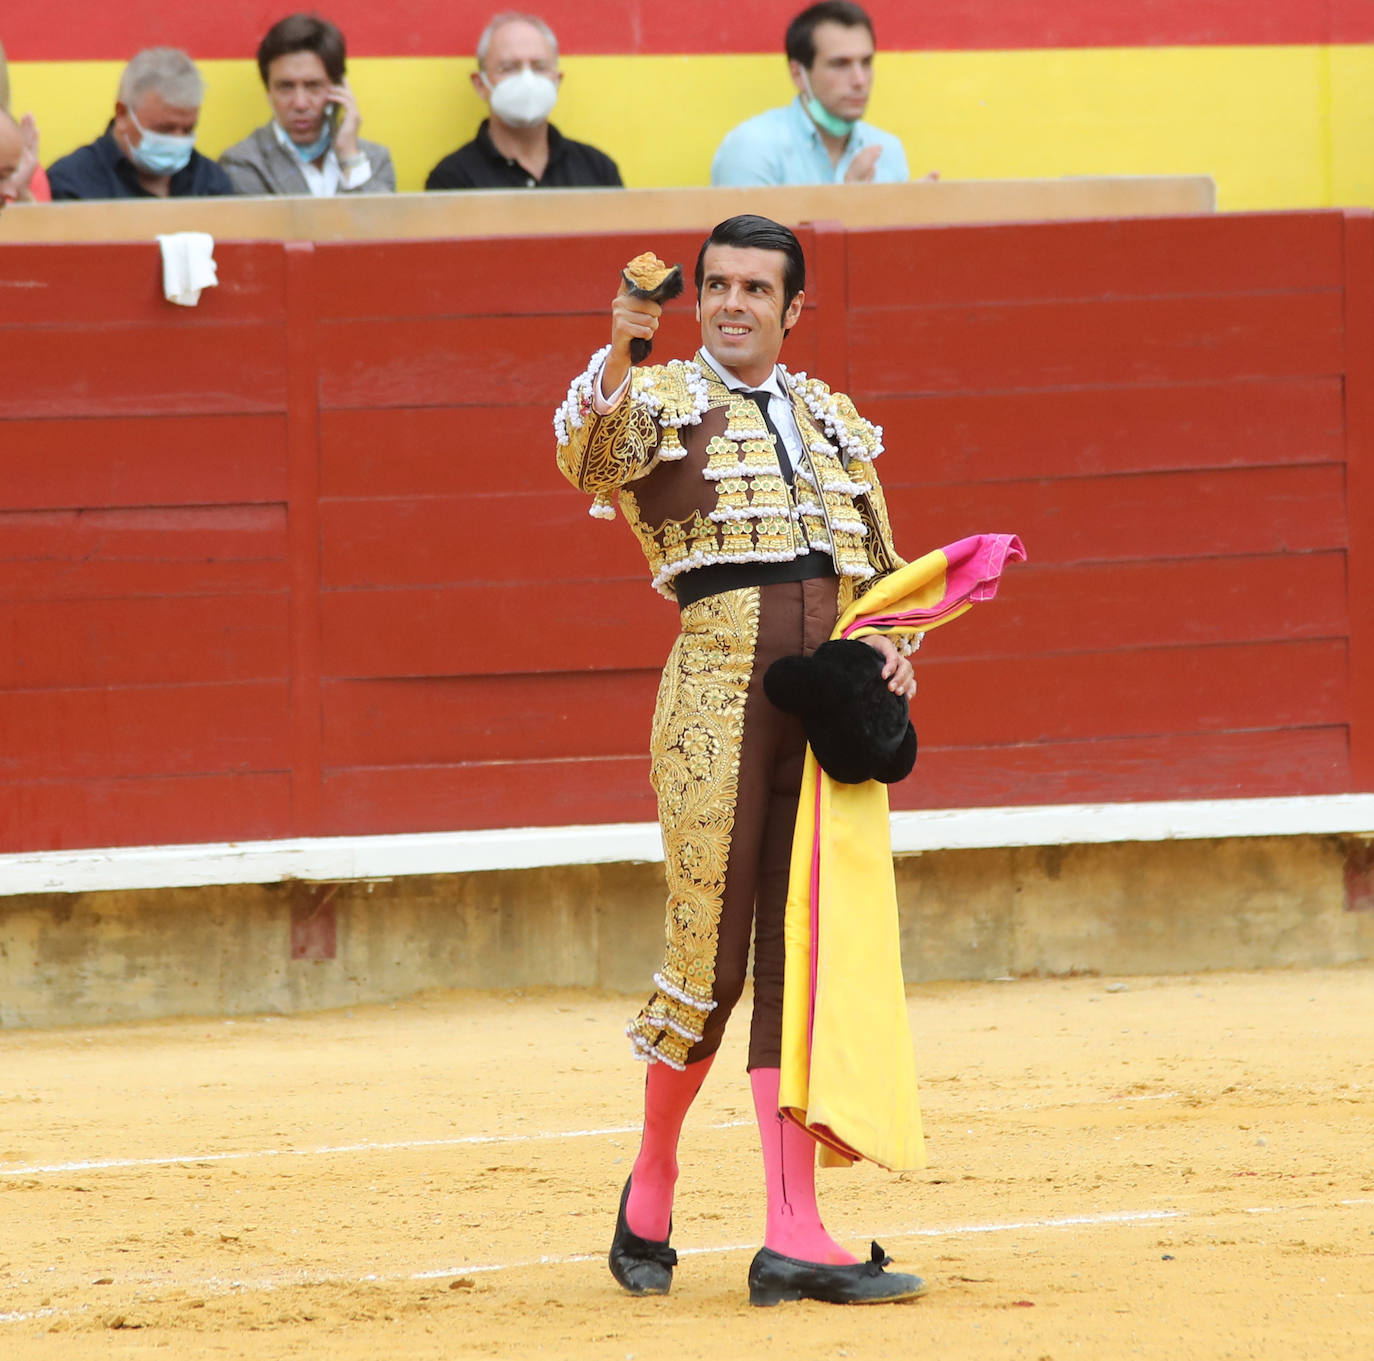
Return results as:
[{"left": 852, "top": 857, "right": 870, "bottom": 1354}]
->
[{"left": 779, "top": 533, "right": 1026, "bottom": 1170}]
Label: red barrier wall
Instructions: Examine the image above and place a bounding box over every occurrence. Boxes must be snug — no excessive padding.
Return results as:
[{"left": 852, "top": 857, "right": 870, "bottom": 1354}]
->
[{"left": 3, "top": 210, "right": 1372, "bottom": 853}]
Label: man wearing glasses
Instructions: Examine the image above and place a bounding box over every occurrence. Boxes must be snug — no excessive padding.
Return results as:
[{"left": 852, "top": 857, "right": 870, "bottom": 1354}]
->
[{"left": 426, "top": 11, "right": 622, "bottom": 191}]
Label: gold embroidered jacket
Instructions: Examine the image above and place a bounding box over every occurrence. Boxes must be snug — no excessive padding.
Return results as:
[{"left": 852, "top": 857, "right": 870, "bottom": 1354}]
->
[{"left": 554, "top": 348, "right": 905, "bottom": 602}]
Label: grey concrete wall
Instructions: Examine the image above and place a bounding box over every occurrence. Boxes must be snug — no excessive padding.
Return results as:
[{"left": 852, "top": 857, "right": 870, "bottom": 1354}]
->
[
  {"left": 2, "top": 835, "right": 1371, "bottom": 1028},
  {"left": 896, "top": 835, "right": 1374, "bottom": 980}
]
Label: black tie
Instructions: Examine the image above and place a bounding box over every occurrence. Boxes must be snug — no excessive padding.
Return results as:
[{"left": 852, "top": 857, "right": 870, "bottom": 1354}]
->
[{"left": 743, "top": 389, "right": 795, "bottom": 487}]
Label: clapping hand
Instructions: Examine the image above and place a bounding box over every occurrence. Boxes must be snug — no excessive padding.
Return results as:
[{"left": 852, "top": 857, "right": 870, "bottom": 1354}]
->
[{"left": 1, "top": 112, "right": 40, "bottom": 202}]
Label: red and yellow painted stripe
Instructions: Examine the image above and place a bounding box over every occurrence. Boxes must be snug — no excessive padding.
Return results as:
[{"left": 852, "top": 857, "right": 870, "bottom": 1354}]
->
[{"left": 4, "top": 2, "right": 1374, "bottom": 206}]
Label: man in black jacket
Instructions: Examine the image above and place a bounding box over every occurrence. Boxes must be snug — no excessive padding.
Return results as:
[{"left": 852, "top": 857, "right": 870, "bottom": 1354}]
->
[
  {"left": 426, "top": 12, "right": 621, "bottom": 191},
  {"left": 48, "top": 48, "right": 234, "bottom": 201}
]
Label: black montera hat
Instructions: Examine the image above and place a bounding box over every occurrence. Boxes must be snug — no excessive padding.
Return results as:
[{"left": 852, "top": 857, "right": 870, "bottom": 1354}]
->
[{"left": 764, "top": 638, "right": 917, "bottom": 786}]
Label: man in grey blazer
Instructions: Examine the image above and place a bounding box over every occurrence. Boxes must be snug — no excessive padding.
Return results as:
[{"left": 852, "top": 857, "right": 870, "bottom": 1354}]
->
[{"left": 219, "top": 13, "right": 394, "bottom": 197}]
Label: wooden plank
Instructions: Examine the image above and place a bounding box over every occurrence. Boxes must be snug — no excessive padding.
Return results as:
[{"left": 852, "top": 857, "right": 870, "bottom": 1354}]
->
[
  {"left": 321, "top": 550, "right": 1344, "bottom": 684},
  {"left": 846, "top": 292, "right": 1345, "bottom": 397},
  {"left": 316, "top": 639, "right": 1348, "bottom": 769},
  {"left": 884, "top": 465, "right": 1348, "bottom": 567},
  {"left": 888, "top": 727, "right": 1351, "bottom": 810},
  {"left": 919, "top": 554, "right": 1348, "bottom": 660},
  {"left": 320, "top": 579, "right": 679, "bottom": 679},
  {"left": 0, "top": 557, "right": 287, "bottom": 605},
  {"left": 319, "top": 493, "right": 651, "bottom": 589},
  {"left": 1342, "top": 210, "right": 1374, "bottom": 788},
  {"left": 0, "top": 179, "right": 1218, "bottom": 247},
  {"left": 1, "top": 415, "right": 289, "bottom": 510},
  {"left": 315, "top": 313, "right": 820, "bottom": 410},
  {"left": 0, "top": 242, "right": 288, "bottom": 326},
  {"left": 0, "top": 504, "right": 287, "bottom": 567},
  {"left": 0, "top": 683, "right": 290, "bottom": 781},
  {"left": 860, "top": 379, "right": 1345, "bottom": 485},
  {"left": 914, "top": 640, "right": 1347, "bottom": 748},
  {"left": 285, "top": 242, "right": 325, "bottom": 836},
  {"left": 316, "top": 313, "right": 667, "bottom": 410},
  {"left": 321, "top": 512, "right": 1347, "bottom": 676},
  {"left": 320, "top": 407, "right": 565, "bottom": 498},
  {"left": 848, "top": 213, "right": 1345, "bottom": 308},
  {"left": 0, "top": 774, "right": 293, "bottom": 855},
  {"left": 325, "top": 369, "right": 1351, "bottom": 508},
  {"left": 809, "top": 221, "right": 849, "bottom": 394},
  {"left": 5, "top": 323, "right": 288, "bottom": 419},
  {"left": 321, "top": 726, "right": 1352, "bottom": 839},
  {"left": 319, "top": 758, "right": 657, "bottom": 836},
  {"left": 321, "top": 671, "right": 662, "bottom": 768},
  {"left": 0, "top": 596, "right": 289, "bottom": 688},
  {"left": 312, "top": 232, "right": 710, "bottom": 320}
]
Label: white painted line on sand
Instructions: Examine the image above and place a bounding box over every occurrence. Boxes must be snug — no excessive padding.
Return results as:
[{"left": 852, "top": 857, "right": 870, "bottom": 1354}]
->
[
  {"left": 883, "top": 1208, "right": 1182, "bottom": 1237},
  {"left": 981, "top": 1090, "right": 1184, "bottom": 1114},
  {"left": 396, "top": 1210, "right": 1184, "bottom": 1284},
  {"left": 1, "top": 1086, "right": 1202, "bottom": 1180},
  {"left": 0, "top": 1205, "right": 1193, "bottom": 1324},
  {"left": 4, "top": 1197, "right": 1364, "bottom": 1328},
  {"left": 0, "top": 1120, "right": 753, "bottom": 1178}
]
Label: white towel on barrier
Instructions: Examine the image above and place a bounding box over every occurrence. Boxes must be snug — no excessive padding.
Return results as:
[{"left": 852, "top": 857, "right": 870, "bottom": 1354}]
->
[{"left": 156, "top": 232, "right": 218, "bottom": 307}]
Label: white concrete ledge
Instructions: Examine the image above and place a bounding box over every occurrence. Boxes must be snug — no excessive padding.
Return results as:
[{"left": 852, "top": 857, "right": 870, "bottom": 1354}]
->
[
  {"left": 888, "top": 794, "right": 1374, "bottom": 853},
  {"left": 2, "top": 795, "right": 1372, "bottom": 899}
]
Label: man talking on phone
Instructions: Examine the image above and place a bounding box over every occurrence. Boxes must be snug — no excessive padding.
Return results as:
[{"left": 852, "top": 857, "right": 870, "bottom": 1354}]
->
[{"left": 219, "top": 13, "right": 395, "bottom": 197}]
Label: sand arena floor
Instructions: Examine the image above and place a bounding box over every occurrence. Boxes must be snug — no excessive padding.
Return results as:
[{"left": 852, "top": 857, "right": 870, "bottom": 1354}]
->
[{"left": 1, "top": 966, "right": 1371, "bottom": 1360}]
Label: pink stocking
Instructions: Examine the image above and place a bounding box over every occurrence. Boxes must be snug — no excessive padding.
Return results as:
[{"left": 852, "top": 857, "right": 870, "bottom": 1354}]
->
[
  {"left": 750, "top": 1066, "right": 858, "bottom": 1265},
  {"left": 625, "top": 1054, "right": 715, "bottom": 1241}
]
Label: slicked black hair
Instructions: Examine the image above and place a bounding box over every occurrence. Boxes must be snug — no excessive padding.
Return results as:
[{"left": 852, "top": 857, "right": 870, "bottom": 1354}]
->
[
  {"left": 785, "top": 1, "right": 875, "bottom": 69},
  {"left": 694, "top": 215, "right": 807, "bottom": 324}
]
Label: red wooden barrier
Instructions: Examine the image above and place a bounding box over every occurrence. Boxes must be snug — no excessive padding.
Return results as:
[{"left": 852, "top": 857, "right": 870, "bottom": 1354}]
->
[{"left": 0, "top": 211, "right": 1366, "bottom": 853}]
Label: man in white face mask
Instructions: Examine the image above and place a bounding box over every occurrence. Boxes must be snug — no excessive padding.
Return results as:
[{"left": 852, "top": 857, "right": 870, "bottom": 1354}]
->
[
  {"left": 426, "top": 11, "right": 622, "bottom": 191},
  {"left": 711, "top": 2, "right": 909, "bottom": 187},
  {"left": 48, "top": 48, "right": 235, "bottom": 200}
]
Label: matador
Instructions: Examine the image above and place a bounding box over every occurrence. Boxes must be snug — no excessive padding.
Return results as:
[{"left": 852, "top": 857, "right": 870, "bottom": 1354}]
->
[{"left": 554, "top": 214, "right": 924, "bottom": 1306}]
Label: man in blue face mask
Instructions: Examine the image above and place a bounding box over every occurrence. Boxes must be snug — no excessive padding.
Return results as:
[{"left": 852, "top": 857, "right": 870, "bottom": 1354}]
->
[
  {"left": 47, "top": 48, "right": 235, "bottom": 201},
  {"left": 219, "top": 14, "right": 396, "bottom": 198},
  {"left": 711, "top": 2, "right": 910, "bottom": 187}
]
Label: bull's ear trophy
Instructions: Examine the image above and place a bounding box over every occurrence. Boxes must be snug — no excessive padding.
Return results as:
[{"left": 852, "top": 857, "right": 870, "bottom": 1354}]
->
[{"left": 622, "top": 252, "right": 684, "bottom": 363}]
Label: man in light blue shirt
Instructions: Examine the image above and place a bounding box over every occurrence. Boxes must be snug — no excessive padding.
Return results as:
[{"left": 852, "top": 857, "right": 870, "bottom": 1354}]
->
[{"left": 711, "top": 1, "right": 908, "bottom": 187}]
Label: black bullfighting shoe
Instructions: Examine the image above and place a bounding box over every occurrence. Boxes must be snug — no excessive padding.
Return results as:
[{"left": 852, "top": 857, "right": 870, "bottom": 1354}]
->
[
  {"left": 608, "top": 1176, "right": 677, "bottom": 1296},
  {"left": 747, "top": 1240, "right": 927, "bottom": 1306}
]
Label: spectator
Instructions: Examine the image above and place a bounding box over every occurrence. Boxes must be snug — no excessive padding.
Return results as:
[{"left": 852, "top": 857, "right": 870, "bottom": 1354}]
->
[
  {"left": 0, "top": 107, "right": 22, "bottom": 212},
  {"left": 0, "top": 37, "right": 51, "bottom": 203},
  {"left": 219, "top": 14, "right": 394, "bottom": 197},
  {"left": 426, "top": 11, "right": 621, "bottom": 190},
  {"left": 711, "top": 2, "right": 908, "bottom": 186},
  {"left": 47, "top": 48, "right": 234, "bottom": 200}
]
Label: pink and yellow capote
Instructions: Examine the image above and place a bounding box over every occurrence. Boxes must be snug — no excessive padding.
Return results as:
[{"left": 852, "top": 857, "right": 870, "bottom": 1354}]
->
[{"left": 779, "top": 533, "right": 1027, "bottom": 1171}]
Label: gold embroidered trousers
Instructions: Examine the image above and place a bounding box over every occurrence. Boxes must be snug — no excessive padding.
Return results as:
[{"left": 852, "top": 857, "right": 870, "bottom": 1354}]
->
[{"left": 627, "top": 575, "right": 841, "bottom": 1071}]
